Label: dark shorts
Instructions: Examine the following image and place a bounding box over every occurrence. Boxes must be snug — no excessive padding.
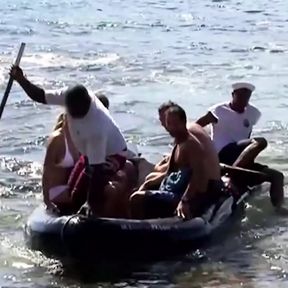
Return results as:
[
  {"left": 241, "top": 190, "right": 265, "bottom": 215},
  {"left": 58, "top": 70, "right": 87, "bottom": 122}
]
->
[
  {"left": 219, "top": 140, "right": 268, "bottom": 171},
  {"left": 218, "top": 139, "right": 252, "bottom": 166},
  {"left": 143, "top": 179, "right": 225, "bottom": 218}
]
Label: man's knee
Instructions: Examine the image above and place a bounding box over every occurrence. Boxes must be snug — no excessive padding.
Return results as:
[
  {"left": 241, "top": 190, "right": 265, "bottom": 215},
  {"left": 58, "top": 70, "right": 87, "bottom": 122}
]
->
[
  {"left": 253, "top": 137, "right": 268, "bottom": 150},
  {"left": 263, "top": 168, "right": 284, "bottom": 183},
  {"left": 130, "top": 191, "right": 146, "bottom": 218},
  {"left": 271, "top": 170, "right": 284, "bottom": 183},
  {"left": 130, "top": 191, "right": 145, "bottom": 206}
]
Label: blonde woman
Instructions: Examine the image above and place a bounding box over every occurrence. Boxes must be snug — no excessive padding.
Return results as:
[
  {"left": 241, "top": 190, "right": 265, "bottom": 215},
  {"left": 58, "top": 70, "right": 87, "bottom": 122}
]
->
[{"left": 42, "top": 113, "right": 80, "bottom": 211}]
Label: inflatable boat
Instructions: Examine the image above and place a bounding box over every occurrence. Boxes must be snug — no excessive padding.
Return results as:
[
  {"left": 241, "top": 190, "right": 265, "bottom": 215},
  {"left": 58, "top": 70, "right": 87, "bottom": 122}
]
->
[{"left": 24, "top": 185, "right": 255, "bottom": 262}]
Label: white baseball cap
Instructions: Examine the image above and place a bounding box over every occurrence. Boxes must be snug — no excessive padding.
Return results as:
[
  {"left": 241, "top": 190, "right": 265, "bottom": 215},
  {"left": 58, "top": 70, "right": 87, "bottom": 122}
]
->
[{"left": 232, "top": 82, "right": 255, "bottom": 92}]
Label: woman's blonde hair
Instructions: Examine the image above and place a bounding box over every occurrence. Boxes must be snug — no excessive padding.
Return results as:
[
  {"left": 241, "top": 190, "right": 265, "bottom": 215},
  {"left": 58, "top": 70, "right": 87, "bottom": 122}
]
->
[{"left": 53, "top": 113, "right": 66, "bottom": 131}]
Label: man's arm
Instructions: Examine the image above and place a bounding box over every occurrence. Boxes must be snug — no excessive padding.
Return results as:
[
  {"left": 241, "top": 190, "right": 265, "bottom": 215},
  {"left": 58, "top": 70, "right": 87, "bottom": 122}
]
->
[
  {"left": 154, "top": 155, "right": 170, "bottom": 173},
  {"left": 10, "top": 65, "right": 66, "bottom": 106},
  {"left": 196, "top": 111, "right": 217, "bottom": 127},
  {"left": 176, "top": 139, "right": 206, "bottom": 219},
  {"left": 10, "top": 66, "right": 46, "bottom": 104},
  {"left": 138, "top": 172, "right": 166, "bottom": 191}
]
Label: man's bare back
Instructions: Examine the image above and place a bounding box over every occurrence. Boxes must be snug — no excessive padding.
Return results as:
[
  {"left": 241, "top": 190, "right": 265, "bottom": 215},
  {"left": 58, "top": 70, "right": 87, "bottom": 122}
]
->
[{"left": 187, "top": 122, "right": 221, "bottom": 181}]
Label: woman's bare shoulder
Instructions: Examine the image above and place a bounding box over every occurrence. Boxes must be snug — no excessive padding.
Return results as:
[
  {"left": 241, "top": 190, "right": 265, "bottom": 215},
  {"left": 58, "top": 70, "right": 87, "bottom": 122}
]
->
[{"left": 47, "top": 130, "right": 63, "bottom": 147}]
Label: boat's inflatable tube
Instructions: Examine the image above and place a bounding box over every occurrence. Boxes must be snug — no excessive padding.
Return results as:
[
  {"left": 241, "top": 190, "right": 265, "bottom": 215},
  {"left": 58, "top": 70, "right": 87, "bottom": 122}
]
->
[{"left": 24, "top": 189, "right": 252, "bottom": 261}]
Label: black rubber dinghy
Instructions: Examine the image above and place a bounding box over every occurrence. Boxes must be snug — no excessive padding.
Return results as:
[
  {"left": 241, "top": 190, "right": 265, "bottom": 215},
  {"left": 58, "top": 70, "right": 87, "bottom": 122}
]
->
[{"left": 24, "top": 187, "right": 254, "bottom": 262}]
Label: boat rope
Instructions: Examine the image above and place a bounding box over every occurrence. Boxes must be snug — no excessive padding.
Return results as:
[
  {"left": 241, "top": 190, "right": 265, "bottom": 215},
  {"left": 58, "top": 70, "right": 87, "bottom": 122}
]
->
[{"left": 60, "top": 214, "right": 83, "bottom": 257}]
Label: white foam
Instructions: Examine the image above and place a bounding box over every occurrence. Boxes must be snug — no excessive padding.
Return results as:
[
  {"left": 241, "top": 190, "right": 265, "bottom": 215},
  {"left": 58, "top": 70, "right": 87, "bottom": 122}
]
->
[
  {"left": 22, "top": 52, "right": 120, "bottom": 69},
  {"left": 0, "top": 51, "right": 120, "bottom": 89},
  {"left": 0, "top": 66, "right": 6, "bottom": 86}
]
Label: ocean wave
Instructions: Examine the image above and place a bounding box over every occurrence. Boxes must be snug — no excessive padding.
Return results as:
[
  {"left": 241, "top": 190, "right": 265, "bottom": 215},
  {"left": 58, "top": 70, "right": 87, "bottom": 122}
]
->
[{"left": 22, "top": 52, "right": 120, "bottom": 70}]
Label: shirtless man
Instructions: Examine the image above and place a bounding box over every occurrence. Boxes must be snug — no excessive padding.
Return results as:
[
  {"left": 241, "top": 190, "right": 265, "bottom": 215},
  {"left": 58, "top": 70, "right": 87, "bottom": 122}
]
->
[
  {"left": 130, "top": 104, "right": 223, "bottom": 219},
  {"left": 10, "top": 65, "right": 127, "bottom": 216}
]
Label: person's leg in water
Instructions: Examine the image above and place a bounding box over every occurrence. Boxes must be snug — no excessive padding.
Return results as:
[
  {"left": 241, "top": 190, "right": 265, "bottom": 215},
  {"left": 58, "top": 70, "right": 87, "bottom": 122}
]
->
[
  {"left": 260, "top": 167, "right": 284, "bottom": 210},
  {"left": 233, "top": 137, "right": 267, "bottom": 168},
  {"left": 250, "top": 165, "right": 287, "bottom": 214},
  {"left": 221, "top": 163, "right": 287, "bottom": 213},
  {"left": 221, "top": 164, "right": 269, "bottom": 186}
]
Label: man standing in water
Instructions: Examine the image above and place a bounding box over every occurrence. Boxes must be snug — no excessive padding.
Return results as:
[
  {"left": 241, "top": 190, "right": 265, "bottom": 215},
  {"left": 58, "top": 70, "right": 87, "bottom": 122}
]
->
[{"left": 10, "top": 65, "right": 127, "bottom": 216}]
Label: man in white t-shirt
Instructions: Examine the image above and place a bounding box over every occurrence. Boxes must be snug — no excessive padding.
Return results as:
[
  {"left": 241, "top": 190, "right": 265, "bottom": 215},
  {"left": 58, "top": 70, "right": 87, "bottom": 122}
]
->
[
  {"left": 197, "top": 82, "right": 266, "bottom": 168},
  {"left": 196, "top": 82, "right": 285, "bottom": 211},
  {"left": 10, "top": 65, "right": 128, "bottom": 215}
]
